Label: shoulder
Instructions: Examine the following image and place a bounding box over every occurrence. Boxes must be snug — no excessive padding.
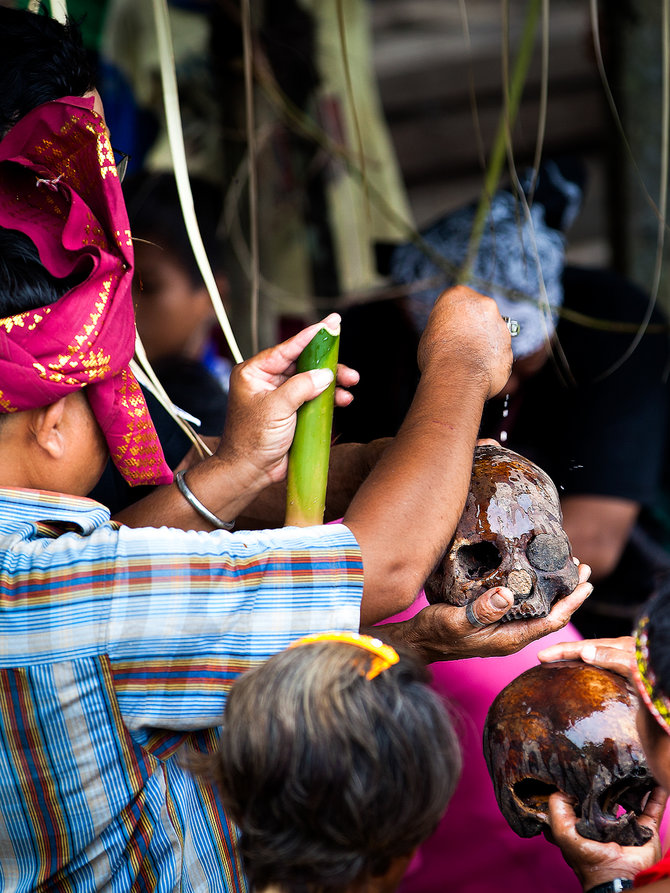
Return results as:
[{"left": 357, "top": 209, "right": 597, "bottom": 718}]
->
[{"left": 557, "top": 265, "right": 669, "bottom": 380}]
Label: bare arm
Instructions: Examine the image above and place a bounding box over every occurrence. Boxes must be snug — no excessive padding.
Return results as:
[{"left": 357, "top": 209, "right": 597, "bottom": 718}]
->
[
  {"left": 343, "top": 286, "right": 513, "bottom": 625},
  {"left": 234, "top": 439, "right": 392, "bottom": 529},
  {"left": 561, "top": 495, "right": 639, "bottom": 581}
]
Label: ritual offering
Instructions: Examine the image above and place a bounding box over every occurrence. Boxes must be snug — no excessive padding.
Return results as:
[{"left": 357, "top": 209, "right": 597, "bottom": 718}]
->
[
  {"left": 425, "top": 443, "right": 578, "bottom": 620},
  {"left": 483, "top": 661, "right": 656, "bottom": 845}
]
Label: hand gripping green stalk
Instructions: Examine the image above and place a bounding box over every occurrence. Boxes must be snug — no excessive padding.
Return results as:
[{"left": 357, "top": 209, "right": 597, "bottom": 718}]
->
[{"left": 285, "top": 322, "right": 340, "bottom": 527}]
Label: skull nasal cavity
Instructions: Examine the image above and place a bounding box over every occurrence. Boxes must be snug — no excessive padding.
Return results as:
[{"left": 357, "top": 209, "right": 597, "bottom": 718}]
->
[
  {"left": 514, "top": 778, "right": 559, "bottom": 810},
  {"left": 458, "top": 542, "right": 501, "bottom": 579}
]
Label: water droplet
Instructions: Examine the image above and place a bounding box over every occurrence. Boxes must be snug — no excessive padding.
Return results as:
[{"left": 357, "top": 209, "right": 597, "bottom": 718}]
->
[{"left": 499, "top": 394, "right": 511, "bottom": 441}]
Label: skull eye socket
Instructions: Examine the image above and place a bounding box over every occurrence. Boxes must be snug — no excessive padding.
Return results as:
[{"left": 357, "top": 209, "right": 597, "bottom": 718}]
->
[
  {"left": 513, "top": 778, "right": 559, "bottom": 813},
  {"left": 600, "top": 776, "right": 653, "bottom": 816},
  {"left": 527, "top": 534, "right": 570, "bottom": 572},
  {"left": 457, "top": 542, "right": 501, "bottom": 579}
]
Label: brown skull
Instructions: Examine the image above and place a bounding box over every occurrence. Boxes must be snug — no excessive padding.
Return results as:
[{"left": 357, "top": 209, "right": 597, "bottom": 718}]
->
[
  {"left": 425, "top": 444, "right": 579, "bottom": 620},
  {"left": 483, "top": 661, "right": 656, "bottom": 845}
]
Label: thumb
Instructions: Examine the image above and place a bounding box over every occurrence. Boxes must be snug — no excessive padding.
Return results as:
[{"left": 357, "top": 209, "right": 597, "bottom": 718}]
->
[
  {"left": 543, "top": 791, "right": 579, "bottom": 842},
  {"left": 548, "top": 791, "right": 577, "bottom": 818},
  {"left": 271, "top": 368, "right": 335, "bottom": 420},
  {"left": 467, "top": 587, "right": 514, "bottom": 626}
]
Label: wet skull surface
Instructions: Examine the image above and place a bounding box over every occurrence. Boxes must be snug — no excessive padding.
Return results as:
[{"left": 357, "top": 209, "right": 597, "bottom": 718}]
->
[
  {"left": 483, "top": 661, "right": 656, "bottom": 845},
  {"left": 425, "top": 443, "right": 578, "bottom": 620}
]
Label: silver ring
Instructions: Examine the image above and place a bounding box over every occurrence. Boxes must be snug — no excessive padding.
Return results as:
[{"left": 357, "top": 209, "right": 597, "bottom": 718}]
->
[
  {"left": 503, "top": 317, "right": 520, "bottom": 337},
  {"left": 465, "top": 601, "right": 488, "bottom": 628}
]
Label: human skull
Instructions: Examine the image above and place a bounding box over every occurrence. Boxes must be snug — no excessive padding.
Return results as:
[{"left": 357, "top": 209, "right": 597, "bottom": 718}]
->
[
  {"left": 425, "top": 444, "right": 578, "bottom": 620},
  {"left": 483, "top": 661, "right": 656, "bottom": 845}
]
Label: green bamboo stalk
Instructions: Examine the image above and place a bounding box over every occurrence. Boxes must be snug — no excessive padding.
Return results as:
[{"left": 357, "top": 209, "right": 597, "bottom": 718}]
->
[
  {"left": 459, "top": 0, "right": 542, "bottom": 284},
  {"left": 285, "top": 323, "right": 340, "bottom": 527}
]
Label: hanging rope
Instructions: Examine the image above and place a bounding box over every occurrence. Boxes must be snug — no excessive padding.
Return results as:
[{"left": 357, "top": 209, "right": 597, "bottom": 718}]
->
[
  {"left": 151, "top": 0, "right": 243, "bottom": 364},
  {"left": 240, "top": 0, "right": 260, "bottom": 355}
]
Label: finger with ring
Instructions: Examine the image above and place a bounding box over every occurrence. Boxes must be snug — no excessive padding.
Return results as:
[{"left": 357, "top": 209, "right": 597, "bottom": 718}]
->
[{"left": 466, "top": 601, "right": 488, "bottom": 628}]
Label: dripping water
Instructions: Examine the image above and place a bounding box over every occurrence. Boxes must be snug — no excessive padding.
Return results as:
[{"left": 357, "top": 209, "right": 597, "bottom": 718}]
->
[{"left": 499, "top": 393, "right": 510, "bottom": 443}]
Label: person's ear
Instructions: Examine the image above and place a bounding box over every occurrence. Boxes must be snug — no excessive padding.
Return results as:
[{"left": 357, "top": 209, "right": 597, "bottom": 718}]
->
[
  {"left": 30, "top": 397, "right": 68, "bottom": 459},
  {"left": 359, "top": 850, "right": 419, "bottom": 893}
]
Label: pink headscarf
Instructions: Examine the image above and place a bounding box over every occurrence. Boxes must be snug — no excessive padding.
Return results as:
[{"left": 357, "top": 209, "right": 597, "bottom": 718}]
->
[{"left": 0, "top": 95, "right": 172, "bottom": 486}]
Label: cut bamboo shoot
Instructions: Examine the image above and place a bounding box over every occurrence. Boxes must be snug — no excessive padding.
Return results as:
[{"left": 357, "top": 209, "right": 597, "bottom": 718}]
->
[{"left": 285, "top": 322, "right": 340, "bottom": 527}]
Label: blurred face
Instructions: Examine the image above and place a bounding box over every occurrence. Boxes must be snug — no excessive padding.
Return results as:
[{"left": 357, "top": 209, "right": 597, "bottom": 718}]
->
[
  {"left": 635, "top": 699, "right": 670, "bottom": 793},
  {"left": 132, "top": 241, "right": 213, "bottom": 362}
]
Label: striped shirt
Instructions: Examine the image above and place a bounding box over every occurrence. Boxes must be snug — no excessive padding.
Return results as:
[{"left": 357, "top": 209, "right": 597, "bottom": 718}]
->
[{"left": 0, "top": 488, "right": 363, "bottom": 893}]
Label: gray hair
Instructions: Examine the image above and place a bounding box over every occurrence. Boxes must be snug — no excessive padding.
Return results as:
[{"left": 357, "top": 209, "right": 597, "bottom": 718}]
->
[{"left": 201, "top": 639, "right": 461, "bottom": 893}]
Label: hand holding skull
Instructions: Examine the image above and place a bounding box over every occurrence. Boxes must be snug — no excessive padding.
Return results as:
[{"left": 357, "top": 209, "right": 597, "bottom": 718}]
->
[
  {"left": 484, "top": 661, "right": 658, "bottom": 848},
  {"left": 379, "top": 560, "right": 591, "bottom": 663},
  {"left": 545, "top": 787, "right": 665, "bottom": 891}
]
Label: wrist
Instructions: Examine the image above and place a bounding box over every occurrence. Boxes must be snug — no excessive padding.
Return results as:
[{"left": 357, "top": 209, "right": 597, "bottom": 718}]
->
[
  {"left": 214, "top": 433, "right": 281, "bottom": 494},
  {"left": 186, "top": 450, "right": 267, "bottom": 521},
  {"left": 376, "top": 615, "right": 451, "bottom": 666},
  {"left": 585, "top": 881, "right": 634, "bottom": 893},
  {"left": 420, "top": 354, "right": 491, "bottom": 393}
]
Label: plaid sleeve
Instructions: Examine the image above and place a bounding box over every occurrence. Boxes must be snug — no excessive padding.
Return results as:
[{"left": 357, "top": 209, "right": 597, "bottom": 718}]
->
[{"left": 106, "top": 523, "right": 363, "bottom": 733}]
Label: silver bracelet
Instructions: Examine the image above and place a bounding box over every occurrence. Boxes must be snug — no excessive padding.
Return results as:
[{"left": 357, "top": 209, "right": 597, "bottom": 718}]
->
[{"left": 174, "top": 470, "right": 235, "bottom": 531}]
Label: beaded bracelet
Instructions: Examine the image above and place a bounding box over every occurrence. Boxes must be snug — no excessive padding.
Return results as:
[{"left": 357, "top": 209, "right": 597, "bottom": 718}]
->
[{"left": 174, "top": 470, "right": 235, "bottom": 531}]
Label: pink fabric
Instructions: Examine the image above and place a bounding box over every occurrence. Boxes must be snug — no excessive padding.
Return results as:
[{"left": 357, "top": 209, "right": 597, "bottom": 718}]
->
[
  {"left": 383, "top": 593, "right": 584, "bottom": 893},
  {"left": 0, "top": 96, "right": 171, "bottom": 486}
]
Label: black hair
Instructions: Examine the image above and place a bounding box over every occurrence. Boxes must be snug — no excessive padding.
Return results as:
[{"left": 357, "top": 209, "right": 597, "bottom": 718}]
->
[
  {"left": 644, "top": 575, "right": 670, "bottom": 699},
  {"left": 0, "top": 6, "right": 94, "bottom": 139},
  {"left": 0, "top": 227, "right": 84, "bottom": 317},
  {"left": 122, "top": 171, "right": 226, "bottom": 287}
]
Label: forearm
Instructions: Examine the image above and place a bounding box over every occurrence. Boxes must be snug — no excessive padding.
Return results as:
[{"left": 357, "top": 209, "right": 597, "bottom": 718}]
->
[
  {"left": 344, "top": 363, "right": 488, "bottom": 625},
  {"left": 324, "top": 439, "right": 392, "bottom": 521},
  {"left": 235, "top": 439, "right": 393, "bottom": 529},
  {"left": 112, "top": 450, "right": 266, "bottom": 530}
]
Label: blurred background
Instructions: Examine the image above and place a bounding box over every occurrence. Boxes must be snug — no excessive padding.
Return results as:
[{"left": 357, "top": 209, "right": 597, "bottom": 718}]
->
[{"left": 11, "top": 0, "right": 667, "bottom": 356}]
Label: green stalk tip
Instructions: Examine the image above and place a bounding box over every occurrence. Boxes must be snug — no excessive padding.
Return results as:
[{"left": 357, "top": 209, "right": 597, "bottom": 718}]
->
[{"left": 285, "top": 326, "right": 340, "bottom": 527}]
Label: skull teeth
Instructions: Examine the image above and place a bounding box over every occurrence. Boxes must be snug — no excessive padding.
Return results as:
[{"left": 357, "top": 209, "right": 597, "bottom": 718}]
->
[{"left": 501, "top": 602, "right": 548, "bottom": 622}]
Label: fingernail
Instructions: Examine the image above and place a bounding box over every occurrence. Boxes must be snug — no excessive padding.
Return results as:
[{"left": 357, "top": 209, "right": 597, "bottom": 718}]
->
[
  {"left": 321, "top": 313, "right": 341, "bottom": 336},
  {"left": 581, "top": 644, "right": 596, "bottom": 661},
  {"left": 491, "top": 589, "right": 511, "bottom": 609},
  {"left": 310, "top": 368, "right": 334, "bottom": 390}
]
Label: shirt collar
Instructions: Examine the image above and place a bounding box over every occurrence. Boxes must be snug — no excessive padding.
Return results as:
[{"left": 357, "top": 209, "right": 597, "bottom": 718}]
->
[{"left": 0, "top": 487, "right": 111, "bottom": 535}]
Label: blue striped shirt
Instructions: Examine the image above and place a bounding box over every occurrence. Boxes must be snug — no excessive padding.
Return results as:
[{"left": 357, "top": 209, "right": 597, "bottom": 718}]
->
[{"left": 0, "top": 488, "right": 363, "bottom": 892}]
